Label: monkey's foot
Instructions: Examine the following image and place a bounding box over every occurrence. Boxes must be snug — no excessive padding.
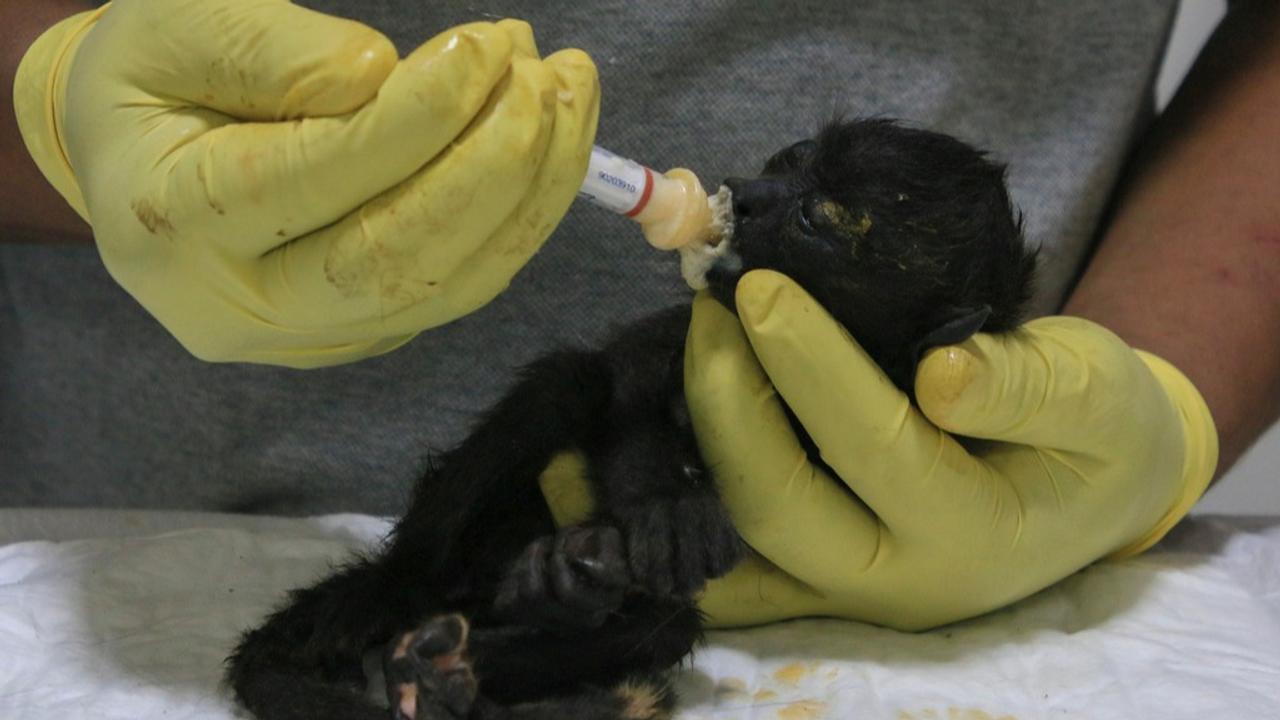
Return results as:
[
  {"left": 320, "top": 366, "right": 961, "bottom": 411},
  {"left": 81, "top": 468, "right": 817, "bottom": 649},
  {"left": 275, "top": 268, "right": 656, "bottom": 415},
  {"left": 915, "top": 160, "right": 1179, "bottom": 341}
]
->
[
  {"left": 384, "top": 615, "right": 477, "bottom": 720},
  {"left": 493, "top": 525, "right": 629, "bottom": 632}
]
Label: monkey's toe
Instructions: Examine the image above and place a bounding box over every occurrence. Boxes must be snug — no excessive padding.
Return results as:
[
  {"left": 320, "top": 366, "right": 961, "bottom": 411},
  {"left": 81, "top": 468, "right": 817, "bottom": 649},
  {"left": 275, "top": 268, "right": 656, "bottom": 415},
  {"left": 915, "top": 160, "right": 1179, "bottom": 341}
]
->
[{"left": 385, "top": 615, "right": 477, "bottom": 720}]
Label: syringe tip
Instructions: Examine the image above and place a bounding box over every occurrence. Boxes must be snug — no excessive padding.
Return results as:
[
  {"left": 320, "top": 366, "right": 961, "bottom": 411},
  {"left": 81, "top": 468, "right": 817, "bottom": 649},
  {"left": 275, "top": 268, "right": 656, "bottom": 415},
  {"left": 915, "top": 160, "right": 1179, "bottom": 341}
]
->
[
  {"left": 637, "top": 168, "right": 735, "bottom": 251},
  {"left": 678, "top": 185, "right": 734, "bottom": 290},
  {"left": 705, "top": 185, "right": 734, "bottom": 247}
]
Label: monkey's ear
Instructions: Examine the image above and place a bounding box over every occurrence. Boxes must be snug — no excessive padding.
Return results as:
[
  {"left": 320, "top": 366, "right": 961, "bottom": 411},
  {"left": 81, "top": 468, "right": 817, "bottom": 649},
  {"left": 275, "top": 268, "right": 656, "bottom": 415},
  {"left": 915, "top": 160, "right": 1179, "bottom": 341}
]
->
[
  {"left": 897, "top": 306, "right": 993, "bottom": 396},
  {"left": 913, "top": 305, "right": 992, "bottom": 356}
]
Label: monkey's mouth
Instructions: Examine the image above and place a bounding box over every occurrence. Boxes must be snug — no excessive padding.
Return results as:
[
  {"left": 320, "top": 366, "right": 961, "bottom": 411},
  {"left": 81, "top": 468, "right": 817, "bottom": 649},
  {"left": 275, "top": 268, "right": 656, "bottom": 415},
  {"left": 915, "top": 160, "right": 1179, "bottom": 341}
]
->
[
  {"left": 702, "top": 248, "right": 746, "bottom": 314},
  {"left": 681, "top": 234, "right": 734, "bottom": 287}
]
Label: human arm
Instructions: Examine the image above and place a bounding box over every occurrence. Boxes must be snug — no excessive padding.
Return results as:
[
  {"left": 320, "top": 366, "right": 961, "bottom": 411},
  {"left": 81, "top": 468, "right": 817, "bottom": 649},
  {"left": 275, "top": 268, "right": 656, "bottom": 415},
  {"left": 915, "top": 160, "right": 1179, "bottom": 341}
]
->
[
  {"left": 7, "top": 0, "right": 599, "bottom": 367},
  {"left": 1, "top": 0, "right": 92, "bottom": 241},
  {"left": 1064, "top": 0, "right": 1280, "bottom": 473}
]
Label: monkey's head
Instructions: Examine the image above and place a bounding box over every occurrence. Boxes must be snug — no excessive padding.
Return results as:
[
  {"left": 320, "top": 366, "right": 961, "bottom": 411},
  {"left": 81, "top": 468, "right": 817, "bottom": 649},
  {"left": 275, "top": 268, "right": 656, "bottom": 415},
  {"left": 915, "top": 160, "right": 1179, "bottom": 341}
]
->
[{"left": 705, "top": 119, "right": 1037, "bottom": 391}]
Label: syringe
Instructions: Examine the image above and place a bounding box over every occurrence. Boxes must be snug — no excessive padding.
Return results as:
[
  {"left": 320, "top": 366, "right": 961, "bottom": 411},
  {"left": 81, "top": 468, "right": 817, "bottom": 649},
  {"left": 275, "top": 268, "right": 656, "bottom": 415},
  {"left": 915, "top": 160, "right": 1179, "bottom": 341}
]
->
[{"left": 578, "top": 145, "right": 732, "bottom": 253}]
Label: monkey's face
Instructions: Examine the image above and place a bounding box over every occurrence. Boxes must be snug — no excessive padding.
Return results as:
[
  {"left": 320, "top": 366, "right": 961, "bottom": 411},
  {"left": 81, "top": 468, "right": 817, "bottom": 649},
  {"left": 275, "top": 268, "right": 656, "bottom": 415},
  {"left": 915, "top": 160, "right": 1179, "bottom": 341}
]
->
[{"left": 704, "top": 119, "right": 1035, "bottom": 390}]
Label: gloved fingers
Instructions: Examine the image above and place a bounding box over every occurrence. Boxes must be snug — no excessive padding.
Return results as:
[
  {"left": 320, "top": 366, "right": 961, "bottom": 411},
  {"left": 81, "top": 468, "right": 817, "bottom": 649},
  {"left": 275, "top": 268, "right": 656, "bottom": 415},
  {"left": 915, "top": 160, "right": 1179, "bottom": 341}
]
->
[
  {"left": 915, "top": 316, "right": 1147, "bottom": 453},
  {"left": 731, "top": 271, "right": 991, "bottom": 533},
  {"left": 497, "top": 18, "right": 541, "bottom": 57},
  {"left": 249, "top": 52, "right": 561, "bottom": 333},
  {"left": 400, "top": 48, "right": 600, "bottom": 325},
  {"left": 151, "top": 22, "right": 515, "bottom": 259},
  {"left": 114, "top": 0, "right": 397, "bottom": 119},
  {"left": 685, "top": 291, "right": 886, "bottom": 590},
  {"left": 697, "top": 553, "right": 831, "bottom": 628},
  {"left": 272, "top": 46, "right": 598, "bottom": 339},
  {"left": 213, "top": 332, "right": 416, "bottom": 369},
  {"left": 538, "top": 451, "right": 599, "bottom": 528}
]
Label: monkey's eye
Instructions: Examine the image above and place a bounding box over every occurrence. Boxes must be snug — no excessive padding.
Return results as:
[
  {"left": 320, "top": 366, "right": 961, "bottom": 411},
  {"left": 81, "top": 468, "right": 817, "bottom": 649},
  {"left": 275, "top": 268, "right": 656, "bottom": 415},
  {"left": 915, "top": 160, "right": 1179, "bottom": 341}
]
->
[
  {"left": 797, "top": 200, "right": 818, "bottom": 235},
  {"left": 798, "top": 199, "right": 872, "bottom": 243}
]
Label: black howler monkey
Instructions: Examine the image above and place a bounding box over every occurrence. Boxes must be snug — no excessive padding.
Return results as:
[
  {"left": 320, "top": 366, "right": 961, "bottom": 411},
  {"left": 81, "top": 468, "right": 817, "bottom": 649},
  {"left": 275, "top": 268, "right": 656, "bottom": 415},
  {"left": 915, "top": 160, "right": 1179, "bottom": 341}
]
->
[{"left": 227, "top": 118, "right": 1036, "bottom": 720}]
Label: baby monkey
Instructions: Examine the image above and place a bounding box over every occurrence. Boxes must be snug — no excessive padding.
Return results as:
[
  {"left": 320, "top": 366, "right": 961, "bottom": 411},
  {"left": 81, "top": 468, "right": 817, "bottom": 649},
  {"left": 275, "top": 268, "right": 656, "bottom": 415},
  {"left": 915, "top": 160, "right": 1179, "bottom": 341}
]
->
[{"left": 227, "top": 119, "right": 1036, "bottom": 720}]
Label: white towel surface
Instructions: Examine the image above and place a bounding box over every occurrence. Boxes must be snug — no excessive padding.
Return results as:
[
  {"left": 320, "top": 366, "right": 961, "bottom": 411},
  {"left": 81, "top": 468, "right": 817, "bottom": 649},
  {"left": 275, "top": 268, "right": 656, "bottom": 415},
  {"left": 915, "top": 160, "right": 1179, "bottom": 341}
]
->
[{"left": 1, "top": 510, "right": 1276, "bottom": 719}]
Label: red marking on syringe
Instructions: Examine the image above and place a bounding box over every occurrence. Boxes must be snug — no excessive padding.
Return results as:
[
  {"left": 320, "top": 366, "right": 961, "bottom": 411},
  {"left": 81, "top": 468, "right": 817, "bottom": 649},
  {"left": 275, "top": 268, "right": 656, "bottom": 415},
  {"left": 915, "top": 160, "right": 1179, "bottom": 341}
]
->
[{"left": 625, "top": 166, "right": 655, "bottom": 218}]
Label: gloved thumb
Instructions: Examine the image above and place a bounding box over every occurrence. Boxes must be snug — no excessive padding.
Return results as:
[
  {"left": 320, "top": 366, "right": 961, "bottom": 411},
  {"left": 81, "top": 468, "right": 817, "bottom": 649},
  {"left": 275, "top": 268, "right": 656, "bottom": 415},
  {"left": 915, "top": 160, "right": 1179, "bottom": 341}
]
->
[{"left": 914, "top": 316, "right": 1142, "bottom": 451}]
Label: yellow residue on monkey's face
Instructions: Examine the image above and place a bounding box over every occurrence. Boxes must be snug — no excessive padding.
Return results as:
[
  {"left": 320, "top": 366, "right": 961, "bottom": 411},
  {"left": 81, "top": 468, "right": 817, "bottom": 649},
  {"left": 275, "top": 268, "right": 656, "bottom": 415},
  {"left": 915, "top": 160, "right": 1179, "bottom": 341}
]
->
[{"left": 816, "top": 199, "right": 872, "bottom": 236}]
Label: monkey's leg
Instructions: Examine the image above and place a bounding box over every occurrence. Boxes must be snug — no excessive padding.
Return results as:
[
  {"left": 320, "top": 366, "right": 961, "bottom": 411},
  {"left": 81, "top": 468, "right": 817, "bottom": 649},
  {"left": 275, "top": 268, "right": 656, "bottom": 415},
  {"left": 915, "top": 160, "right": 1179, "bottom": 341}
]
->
[
  {"left": 227, "top": 478, "right": 574, "bottom": 720},
  {"left": 476, "top": 595, "right": 700, "bottom": 701},
  {"left": 385, "top": 615, "right": 669, "bottom": 720},
  {"left": 228, "top": 555, "right": 451, "bottom": 720},
  {"left": 384, "top": 614, "right": 478, "bottom": 720},
  {"left": 386, "top": 605, "right": 693, "bottom": 719},
  {"left": 231, "top": 350, "right": 620, "bottom": 719}
]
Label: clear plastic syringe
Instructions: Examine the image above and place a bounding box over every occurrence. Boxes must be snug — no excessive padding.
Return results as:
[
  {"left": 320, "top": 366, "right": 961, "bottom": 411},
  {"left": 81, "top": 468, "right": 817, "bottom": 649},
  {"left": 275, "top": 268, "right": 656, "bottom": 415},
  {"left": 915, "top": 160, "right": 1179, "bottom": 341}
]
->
[{"left": 578, "top": 145, "right": 731, "bottom": 253}]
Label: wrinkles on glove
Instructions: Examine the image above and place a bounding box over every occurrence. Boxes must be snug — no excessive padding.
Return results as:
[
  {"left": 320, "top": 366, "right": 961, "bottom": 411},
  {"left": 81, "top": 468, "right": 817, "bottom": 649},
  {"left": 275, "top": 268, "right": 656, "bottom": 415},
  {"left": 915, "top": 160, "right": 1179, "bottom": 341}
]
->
[
  {"left": 15, "top": 1, "right": 600, "bottom": 366},
  {"left": 684, "top": 272, "right": 1218, "bottom": 631}
]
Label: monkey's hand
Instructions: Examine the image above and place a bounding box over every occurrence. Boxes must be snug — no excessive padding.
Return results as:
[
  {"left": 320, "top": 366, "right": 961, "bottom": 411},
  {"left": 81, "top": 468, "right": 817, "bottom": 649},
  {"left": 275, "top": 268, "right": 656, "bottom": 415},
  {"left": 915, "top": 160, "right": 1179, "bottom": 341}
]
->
[
  {"left": 492, "top": 526, "right": 630, "bottom": 632},
  {"left": 610, "top": 491, "right": 745, "bottom": 598},
  {"left": 14, "top": 0, "right": 597, "bottom": 367},
  {"left": 684, "top": 271, "right": 1218, "bottom": 631}
]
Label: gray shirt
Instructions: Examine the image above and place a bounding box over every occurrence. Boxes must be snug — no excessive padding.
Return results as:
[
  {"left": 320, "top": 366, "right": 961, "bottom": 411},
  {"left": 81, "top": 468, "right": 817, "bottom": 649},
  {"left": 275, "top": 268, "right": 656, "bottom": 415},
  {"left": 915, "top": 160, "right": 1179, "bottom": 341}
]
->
[{"left": 0, "top": 1, "right": 1178, "bottom": 513}]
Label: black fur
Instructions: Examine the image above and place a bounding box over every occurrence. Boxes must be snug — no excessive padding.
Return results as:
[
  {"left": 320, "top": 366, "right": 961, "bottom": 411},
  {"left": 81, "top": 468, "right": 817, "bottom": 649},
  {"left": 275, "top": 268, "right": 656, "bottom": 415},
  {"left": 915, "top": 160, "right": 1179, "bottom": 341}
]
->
[{"left": 226, "top": 119, "right": 1036, "bottom": 720}]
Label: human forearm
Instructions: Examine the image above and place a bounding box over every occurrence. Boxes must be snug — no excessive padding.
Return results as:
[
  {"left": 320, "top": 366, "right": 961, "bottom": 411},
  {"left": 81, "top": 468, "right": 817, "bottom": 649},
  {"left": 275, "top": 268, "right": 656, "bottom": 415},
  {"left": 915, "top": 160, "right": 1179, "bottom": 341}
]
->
[
  {"left": 1064, "top": 2, "right": 1280, "bottom": 475},
  {"left": 1, "top": 0, "right": 93, "bottom": 241}
]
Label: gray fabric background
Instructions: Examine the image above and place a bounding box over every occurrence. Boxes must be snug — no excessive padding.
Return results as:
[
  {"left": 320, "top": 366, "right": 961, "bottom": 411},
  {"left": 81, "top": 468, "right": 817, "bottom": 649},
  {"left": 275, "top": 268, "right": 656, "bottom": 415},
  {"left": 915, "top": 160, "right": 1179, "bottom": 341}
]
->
[{"left": 0, "top": 1, "right": 1178, "bottom": 514}]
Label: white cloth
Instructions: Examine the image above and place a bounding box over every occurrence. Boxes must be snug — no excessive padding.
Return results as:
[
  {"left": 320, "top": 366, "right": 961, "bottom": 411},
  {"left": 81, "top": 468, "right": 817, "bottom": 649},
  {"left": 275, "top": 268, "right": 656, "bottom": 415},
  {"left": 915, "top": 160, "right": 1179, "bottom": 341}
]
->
[{"left": 1, "top": 510, "right": 1276, "bottom": 719}]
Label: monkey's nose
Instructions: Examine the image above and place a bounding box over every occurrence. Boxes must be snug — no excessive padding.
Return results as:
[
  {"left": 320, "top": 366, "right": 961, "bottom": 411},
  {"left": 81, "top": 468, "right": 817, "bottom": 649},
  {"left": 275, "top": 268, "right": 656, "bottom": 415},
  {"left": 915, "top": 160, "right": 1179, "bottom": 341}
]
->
[{"left": 723, "top": 177, "right": 790, "bottom": 219}]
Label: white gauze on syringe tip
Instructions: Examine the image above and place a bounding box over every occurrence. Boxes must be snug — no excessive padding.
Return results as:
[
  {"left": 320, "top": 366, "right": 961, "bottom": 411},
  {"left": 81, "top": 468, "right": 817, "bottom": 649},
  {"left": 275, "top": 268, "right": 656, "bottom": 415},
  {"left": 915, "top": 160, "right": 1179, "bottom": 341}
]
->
[{"left": 679, "top": 186, "right": 734, "bottom": 290}]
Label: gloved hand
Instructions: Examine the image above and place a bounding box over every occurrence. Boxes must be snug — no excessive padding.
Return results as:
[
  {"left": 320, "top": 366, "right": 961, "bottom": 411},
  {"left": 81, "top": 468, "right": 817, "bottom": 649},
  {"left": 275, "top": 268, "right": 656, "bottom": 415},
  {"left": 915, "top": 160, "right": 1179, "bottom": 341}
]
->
[
  {"left": 13, "top": 0, "right": 598, "bottom": 367},
  {"left": 685, "top": 270, "right": 1218, "bottom": 630}
]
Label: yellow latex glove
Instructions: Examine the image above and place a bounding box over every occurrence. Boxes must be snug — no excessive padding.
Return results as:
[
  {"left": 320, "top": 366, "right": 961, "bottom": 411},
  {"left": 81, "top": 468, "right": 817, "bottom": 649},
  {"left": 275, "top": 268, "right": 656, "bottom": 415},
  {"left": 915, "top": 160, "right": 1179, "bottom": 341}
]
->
[
  {"left": 14, "top": 1, "right": 598, "bottom": 367},
  {"left": 684, "top": 271, "right": 1219, "bottom": 631}
]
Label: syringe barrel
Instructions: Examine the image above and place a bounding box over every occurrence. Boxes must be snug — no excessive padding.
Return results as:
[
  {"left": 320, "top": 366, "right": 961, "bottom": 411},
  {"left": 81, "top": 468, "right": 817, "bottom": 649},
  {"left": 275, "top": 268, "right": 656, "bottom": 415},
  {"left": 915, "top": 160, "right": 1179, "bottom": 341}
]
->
[{"left": 577, "top": 145, "right": 657, "bottom": 216}]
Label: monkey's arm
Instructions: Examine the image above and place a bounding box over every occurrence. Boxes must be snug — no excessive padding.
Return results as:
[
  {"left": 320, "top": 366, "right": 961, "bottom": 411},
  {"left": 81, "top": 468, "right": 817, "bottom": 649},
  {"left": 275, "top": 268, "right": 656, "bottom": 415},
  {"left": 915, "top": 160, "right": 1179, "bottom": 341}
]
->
[
  {"left": 385, "top": 347, "right": 616, "bottom": 588},
  {"left": 585, "top": 418, "right": 744, "bottom": 598},
  {"left": 1065, "top": 0, "right": 1280, "bottom": 475},
  {"left": 530, "top": 306, "right": 744, "bottom": 600},
  {"left": 588, "top": 306, "right": 743, "bottom": 597}
]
